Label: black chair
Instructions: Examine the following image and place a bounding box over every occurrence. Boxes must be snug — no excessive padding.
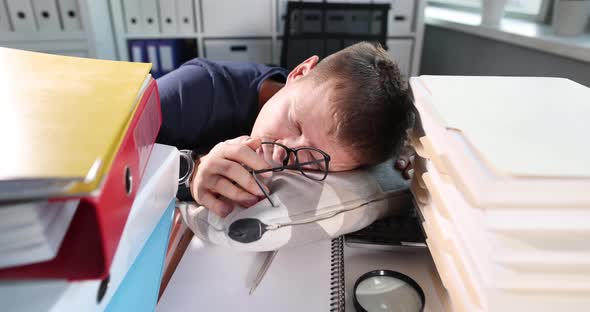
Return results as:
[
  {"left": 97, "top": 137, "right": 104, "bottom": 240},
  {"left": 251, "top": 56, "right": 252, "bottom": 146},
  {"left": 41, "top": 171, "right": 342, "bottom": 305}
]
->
[{"left": 280, "top": 1, "right": 390, "bottom": 69}]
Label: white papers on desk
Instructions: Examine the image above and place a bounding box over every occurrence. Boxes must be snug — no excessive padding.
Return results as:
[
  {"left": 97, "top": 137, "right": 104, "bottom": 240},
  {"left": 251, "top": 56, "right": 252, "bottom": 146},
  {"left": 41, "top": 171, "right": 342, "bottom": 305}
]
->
[
  {"left": 0, "top": 200, "right": 78, "bottom": 269},
  {"left": 409, "top": 75, "right": 590, "bottom": 311},
  {"left": 410, "top": 76, "right": 590, "bottom": 208},
  {"left": 158, "top": 238, "right": 334, "bottom": 312}
]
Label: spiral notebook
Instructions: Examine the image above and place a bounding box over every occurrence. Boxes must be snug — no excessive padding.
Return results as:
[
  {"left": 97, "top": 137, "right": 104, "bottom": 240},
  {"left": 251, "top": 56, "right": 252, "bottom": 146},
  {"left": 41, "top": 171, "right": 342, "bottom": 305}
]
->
[{"left": 158, "top": 237, "right": 346, "bottom": 312}]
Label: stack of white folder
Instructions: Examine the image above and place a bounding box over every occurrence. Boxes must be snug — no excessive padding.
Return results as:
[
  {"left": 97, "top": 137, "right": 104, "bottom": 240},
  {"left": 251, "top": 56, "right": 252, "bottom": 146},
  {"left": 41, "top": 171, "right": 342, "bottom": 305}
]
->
[{"left": 408, "top": 75, "right": 590, "bottom": 312}]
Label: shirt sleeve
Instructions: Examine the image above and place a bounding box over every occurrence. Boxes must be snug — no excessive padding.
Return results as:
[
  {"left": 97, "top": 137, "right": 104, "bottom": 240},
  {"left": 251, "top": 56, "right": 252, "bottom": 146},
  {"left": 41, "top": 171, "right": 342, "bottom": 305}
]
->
[
  {"left": 155, "top": 63, "right": 214, "bottom": 151},
  {"left": 155, "top": 58, "right": 289, "bottom": 153}
]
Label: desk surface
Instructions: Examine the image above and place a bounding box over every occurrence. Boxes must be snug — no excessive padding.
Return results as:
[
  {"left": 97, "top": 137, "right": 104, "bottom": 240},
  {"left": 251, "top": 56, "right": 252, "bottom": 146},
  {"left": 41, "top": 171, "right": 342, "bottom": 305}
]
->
[
  {"left": 157, "top": 236, "right": 447, "bottom": 312},
  {"left": 157, "top": 237, "right": 334, "bottom": 312}
]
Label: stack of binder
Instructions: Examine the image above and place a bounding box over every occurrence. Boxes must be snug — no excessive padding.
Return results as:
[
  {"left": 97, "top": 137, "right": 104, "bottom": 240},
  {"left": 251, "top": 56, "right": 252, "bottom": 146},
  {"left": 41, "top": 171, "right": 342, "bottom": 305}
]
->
[
  {"left": 0, "top": 47, "right": 162, "bottom": 281},
  {"left": 408, "top": 75, "right": 590, "bottom": 312},
  {"left": 1, "top": 144, "right": 179, "bottom": 311}
]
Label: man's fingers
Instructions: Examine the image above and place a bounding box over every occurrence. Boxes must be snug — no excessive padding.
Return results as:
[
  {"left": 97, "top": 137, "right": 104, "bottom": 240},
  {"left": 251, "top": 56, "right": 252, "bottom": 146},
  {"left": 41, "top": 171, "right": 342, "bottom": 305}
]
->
[
  {"left": 192, "top": 137, "right": 274, "bottom": 216},
  {"left": 225, "top": 135, "right": 252, "bottom": 145},
  {"left": 198, "top": 191, "right": 233, "bottom": 217},
  {"left": 403, "top": 167, "right": 414, "bottom": 180},
  {"left": 208, "top": 175, "right": 260, "bottom": 207},
  {"left": 403, "top": 157, "right": 414, "bottom": 180},
  {"left": 399, "top": 141, "right": 415, "bottom": 156},
  {"left": 260, "top": 141, "right": 276, "bottom": 166},
  {"left": 222, "top": 142, "right": 270, "bottom": 173},
  {"left": 395, "top": 159, "right": 407, "bottom": 170},
  {"left": 245, "top": 137, "right": 262, "bottom": 150},
  {"left": 209, "top": 158, "right": 269, "bottom": 197}
]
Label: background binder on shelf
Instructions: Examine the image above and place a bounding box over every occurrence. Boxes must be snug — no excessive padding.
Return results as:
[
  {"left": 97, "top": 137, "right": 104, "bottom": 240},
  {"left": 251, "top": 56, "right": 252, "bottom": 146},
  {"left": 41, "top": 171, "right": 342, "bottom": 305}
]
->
[
  {"left": 129, "top": 39, "right": 185, "bottom": 75},
  {"left": 122, "top": 0, "right": 142, "bottom": 33},
  {"left": 176, "top": 0, "right": 195, "bottom": 33},
  {"left": 0, "top": 0, "right": 11, "bottom": 31},
  {"left": 129, "top": 40, "right": 147, "bottom": 62},
  {"left": 159, "top": 0, "right": 178, "bottom": 33},
  {"left": 140, "top": 0, "right": 160, "bottom": 33},
  {"left": 5, "top": 0, "right": 36, "bottom": 31},
  {"left": 31, "top": 0, "right": 61, "bottom": 32},
  {"left": 57, "top": 0, "right": 83, "bottom": 31},
  {"left": 147, "top": 40, "right": 162, "bottom": 78},
  {"left": 158, "top": 39, "right": 182, "bottom": 76}
]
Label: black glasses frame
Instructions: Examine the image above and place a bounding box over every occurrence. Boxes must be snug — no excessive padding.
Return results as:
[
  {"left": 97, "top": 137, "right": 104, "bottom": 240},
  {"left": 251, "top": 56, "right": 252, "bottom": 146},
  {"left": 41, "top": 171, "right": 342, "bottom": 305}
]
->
[{"left": 246, "top": 142, "right": 331, "bottom": 207}]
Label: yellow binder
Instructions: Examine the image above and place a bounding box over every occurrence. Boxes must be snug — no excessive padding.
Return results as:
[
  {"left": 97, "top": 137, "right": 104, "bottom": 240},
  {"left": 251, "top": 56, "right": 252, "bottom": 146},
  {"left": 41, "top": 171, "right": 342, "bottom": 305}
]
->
[{"left": 0, "top": 48, "right": 152, "bottom": 200}]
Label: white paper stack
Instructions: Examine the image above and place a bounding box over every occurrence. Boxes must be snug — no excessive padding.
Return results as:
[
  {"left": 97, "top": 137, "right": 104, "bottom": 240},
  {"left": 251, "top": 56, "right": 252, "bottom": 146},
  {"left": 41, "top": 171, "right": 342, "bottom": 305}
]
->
[
  {"left": 408, "top": 75, "right": 590, "bottom": 312},
  {"left": 0, "top": 200, "right": 78, "bottom": 269}
]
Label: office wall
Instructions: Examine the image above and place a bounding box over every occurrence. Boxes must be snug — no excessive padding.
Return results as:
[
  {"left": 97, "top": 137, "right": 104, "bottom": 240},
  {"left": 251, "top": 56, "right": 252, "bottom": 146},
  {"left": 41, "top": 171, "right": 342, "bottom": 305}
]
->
[{"left": 420, "top": 26, "right": 590, "bottom": 87}]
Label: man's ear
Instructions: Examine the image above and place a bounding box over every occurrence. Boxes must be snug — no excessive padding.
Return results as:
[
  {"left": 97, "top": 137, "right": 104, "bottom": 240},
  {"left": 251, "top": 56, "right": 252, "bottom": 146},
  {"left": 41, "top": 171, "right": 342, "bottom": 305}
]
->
[{"left": 286, "top": 55, "right": 320, "bottom": 84}]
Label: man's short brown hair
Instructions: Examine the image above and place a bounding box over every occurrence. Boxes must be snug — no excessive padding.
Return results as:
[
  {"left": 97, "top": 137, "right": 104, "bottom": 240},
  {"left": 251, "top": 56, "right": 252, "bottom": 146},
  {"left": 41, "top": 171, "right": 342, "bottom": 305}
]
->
[{"left": 310, "top": 42, "right": 412, "bottom": 166}]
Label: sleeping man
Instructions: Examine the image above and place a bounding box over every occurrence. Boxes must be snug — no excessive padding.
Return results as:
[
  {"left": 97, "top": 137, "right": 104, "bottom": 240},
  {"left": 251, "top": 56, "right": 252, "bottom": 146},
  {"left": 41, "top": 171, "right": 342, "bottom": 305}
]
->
[{"left": 156, "top": 42, "right": 413, "bottom": 217}]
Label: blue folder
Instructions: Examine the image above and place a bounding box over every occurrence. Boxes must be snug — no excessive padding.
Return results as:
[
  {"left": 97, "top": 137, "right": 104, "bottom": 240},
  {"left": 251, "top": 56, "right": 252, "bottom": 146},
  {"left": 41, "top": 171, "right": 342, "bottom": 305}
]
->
[
  {"left": 128, "top": 40, "right": 147, "bottom": 62},
  {"left": 105, "top": 200, "right": 175, "bottom": 312},
  {"left": 146, "top": 40, "right": 163, "bottom": 78},
  {"left": 158, "top": 40, "right": 183, "bottom": 77}
]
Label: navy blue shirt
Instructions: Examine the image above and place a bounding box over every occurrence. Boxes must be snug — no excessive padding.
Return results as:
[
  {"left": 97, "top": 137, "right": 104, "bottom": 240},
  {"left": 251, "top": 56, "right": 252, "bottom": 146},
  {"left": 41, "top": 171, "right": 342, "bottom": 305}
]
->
[{"left": 156, "top": 58, "right": 289, "bottom": 152}]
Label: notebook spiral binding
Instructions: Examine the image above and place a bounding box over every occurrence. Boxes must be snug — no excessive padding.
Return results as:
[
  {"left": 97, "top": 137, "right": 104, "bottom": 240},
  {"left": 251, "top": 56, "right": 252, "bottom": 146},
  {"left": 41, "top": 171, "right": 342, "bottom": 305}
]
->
[{"left": 329, "top": 236, "right": 345, "bottom": 312}]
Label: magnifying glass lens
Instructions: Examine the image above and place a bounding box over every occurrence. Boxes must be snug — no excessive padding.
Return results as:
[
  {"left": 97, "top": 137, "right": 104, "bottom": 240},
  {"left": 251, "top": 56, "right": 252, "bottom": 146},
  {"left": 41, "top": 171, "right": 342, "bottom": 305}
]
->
[{"left": 353, "top": 270, "right": 425, "bottom": 312}]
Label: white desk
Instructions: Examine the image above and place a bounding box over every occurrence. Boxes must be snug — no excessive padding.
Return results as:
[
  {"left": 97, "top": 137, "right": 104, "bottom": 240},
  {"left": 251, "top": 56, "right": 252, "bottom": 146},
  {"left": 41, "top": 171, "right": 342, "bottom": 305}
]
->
[{"left": 158, "top": 236, "right": 447, "bottom": 312}]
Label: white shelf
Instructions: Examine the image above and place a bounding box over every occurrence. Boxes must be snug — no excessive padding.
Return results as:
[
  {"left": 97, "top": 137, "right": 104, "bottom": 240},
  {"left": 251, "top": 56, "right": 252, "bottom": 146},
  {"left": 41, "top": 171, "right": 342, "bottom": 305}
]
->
[
  {"left": 123, "top": 33, "right": 276, "bottom": 40},
  {"left": 388, "top": 33, "right": 417, "bottom": 38},
  {"left": 0, "top": 31, "right": 90, "bottom": 57},
  {"left": 109, "top": 0, "right": 425, "bottom": 74},
  {"left": 124, "top": 33, "right": 199, "bottom": 40},
  {"left": 0, "top": 0, "right": 117, "bottom": 60},
  {"left": 0, "top": 32, "right": 88, "bottom": 42},
  {"left": 200, "top": 35, "right": 274, "bottom": 39},
  {"left": 425, "top": 6, "right": 590, "bottom": 63}
]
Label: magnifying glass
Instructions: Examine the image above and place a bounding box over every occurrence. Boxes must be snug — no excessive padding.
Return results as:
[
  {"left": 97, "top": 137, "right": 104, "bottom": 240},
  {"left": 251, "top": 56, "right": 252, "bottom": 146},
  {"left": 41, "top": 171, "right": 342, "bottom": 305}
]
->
[{"left": 353, "top": 270, "right": 425, "bottom": 312}]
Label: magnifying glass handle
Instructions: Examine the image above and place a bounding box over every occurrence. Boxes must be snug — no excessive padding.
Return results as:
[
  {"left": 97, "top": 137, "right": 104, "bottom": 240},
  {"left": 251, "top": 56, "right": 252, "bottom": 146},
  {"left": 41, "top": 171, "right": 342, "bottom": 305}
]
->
[{"left": 249, "top": 249, "right": 279, "bottom": 296}]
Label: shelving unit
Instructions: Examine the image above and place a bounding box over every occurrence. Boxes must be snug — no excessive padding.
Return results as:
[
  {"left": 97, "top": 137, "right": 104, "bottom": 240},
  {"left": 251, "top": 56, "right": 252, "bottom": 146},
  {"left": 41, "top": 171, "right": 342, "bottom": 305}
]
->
[
  {"left": 0, "top": 0, "right": 117, "bottom": 60},
  {"left": 109, "top": 0, "right": 425, "bottom": 76},
  {"left": 0, "top": 0, "right": 424, "bottom": 75}
]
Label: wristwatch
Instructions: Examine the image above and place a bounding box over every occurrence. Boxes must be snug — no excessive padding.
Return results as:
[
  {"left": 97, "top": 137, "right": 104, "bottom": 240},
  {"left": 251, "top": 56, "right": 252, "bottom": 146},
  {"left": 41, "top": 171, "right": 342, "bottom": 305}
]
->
[{"left": 178, "top": 149, "right": 199, "bottom": 188}]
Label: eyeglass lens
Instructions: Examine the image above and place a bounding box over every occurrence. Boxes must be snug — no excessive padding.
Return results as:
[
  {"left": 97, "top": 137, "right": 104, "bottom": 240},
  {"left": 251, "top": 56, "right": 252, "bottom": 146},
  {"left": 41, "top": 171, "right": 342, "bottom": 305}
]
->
[{"left": 295, "top": 148, "right": 328, "bottom": 180}]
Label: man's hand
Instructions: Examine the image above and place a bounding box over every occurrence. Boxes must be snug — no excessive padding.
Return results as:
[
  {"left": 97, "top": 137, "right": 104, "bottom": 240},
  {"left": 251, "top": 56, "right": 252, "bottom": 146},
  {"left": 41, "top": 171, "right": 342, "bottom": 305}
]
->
[
  {"left": 191, "top": 136, "right": 271, "bottom": 217},
  {"left": 395, "top": 142, "right": 415, "bottom": 180}
]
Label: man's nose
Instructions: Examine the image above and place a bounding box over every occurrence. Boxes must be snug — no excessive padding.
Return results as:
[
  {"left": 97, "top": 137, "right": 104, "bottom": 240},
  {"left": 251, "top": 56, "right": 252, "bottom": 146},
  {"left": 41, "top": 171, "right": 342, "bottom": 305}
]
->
[
  {"left": 272, "top": 147, "right": 287, "bottom": 166},
  {"left": 257, "top": 141, "right": 279, "bottom": 166}
]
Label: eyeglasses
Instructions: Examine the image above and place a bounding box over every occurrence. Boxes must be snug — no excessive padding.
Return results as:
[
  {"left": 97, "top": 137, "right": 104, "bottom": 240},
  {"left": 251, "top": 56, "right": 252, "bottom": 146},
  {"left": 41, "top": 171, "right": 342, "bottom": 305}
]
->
[{"left": 245, "top": 142, "right": 331, "bottom": 207}]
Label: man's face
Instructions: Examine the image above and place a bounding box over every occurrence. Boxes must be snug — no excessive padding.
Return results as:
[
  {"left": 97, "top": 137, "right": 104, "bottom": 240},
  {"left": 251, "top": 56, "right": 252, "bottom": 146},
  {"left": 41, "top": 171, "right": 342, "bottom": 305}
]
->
[{"left": 250, "top": 57, "right": 359, "bottom": 171}]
